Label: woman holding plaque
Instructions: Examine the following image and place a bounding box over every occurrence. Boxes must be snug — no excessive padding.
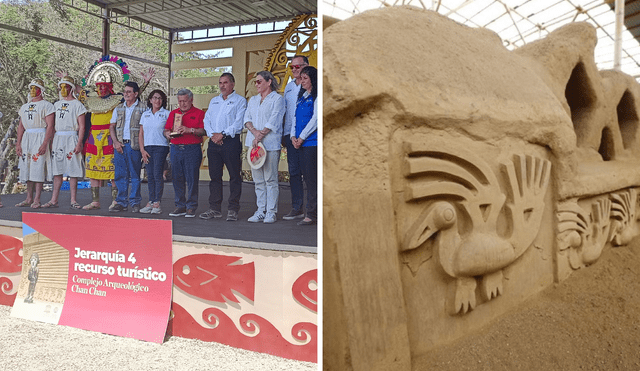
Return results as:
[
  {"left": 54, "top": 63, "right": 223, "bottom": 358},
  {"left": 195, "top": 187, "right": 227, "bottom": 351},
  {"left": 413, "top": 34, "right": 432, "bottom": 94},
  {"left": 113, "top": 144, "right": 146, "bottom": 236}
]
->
[
  {"left": 138, "top": 90, "right": 170, "bottom": 214},
  {"left": 243, "top": 71, "right": 286, "bottom": 224}
]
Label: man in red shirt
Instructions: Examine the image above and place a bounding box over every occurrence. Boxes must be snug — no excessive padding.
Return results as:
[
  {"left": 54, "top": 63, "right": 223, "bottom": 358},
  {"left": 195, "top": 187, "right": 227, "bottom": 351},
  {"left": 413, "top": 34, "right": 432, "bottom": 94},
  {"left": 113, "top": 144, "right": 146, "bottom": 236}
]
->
[{"left": 163, "top": 89, "right": 205, "bottom": 217}]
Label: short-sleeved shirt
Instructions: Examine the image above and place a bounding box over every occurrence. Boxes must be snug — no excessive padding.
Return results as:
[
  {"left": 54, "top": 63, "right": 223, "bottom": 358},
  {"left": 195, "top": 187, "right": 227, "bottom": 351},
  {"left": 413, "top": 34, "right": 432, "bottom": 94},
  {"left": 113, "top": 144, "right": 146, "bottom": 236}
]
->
[
  {"left": 203, "top": 91, "right": 247, "bottom": 138},
  {"left": 54, "top": 99, "right": 87, "bottom": 132},
  {"left": 19, "top": 100, "right": 55, "bottom": 130},
  {"left": 140, "top": 107, "right": 170, "bottom": 147},
  {"left": 243, "top": 91, "right": 285, "bottom": 151},
  {"left": 283, "top": 80, "right": 301, "bottom": 137},
  {"left": 164, "top": 106, "right": 205, "bottom": 145}
]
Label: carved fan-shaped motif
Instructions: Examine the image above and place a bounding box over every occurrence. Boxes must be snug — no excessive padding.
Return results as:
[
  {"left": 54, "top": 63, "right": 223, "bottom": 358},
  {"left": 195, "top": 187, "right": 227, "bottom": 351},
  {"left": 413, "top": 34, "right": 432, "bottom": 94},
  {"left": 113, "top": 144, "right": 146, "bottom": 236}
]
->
[
  {"left": 557, "top": 199, "right": 611, "bottom": 270},
  {"left": 610, "top": 189, "right": 640, "bottom": 246},
  {"left": 401, "top": 141, "right": 550, "bottom": 315}
]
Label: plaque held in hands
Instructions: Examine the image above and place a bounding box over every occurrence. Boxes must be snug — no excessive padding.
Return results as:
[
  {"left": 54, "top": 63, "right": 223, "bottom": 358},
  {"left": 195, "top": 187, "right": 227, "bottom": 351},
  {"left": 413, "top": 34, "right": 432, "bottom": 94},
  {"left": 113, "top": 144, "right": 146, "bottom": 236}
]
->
[{"left": 170, "top": 113, "right": 183, "bottom": 138}]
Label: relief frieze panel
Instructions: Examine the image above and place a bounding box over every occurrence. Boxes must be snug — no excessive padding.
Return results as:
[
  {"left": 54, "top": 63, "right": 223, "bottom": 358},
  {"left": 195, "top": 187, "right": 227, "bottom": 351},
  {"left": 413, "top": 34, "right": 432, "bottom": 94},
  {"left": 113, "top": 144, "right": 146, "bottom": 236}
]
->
[{"left": 397, "top": 138, "right": 550, "bottom": 315}]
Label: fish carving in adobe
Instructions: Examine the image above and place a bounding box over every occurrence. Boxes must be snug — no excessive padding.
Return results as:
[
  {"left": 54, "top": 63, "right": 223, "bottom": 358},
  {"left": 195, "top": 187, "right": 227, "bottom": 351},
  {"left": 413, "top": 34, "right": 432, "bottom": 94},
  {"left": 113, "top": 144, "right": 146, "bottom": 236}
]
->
[{"left": 174, "top": 254, "right": 255, "bottom": 303}]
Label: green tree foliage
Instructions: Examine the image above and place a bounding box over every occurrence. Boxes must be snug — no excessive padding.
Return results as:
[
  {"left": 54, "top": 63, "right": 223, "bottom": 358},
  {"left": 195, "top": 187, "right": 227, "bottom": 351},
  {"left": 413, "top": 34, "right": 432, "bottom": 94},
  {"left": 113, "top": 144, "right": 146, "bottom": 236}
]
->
[
  {"left": 0, "top": 0, "right": 171, "bottom": 129},
  {"left": 0, "top": 0, "right": 171, "bottom": 190}
]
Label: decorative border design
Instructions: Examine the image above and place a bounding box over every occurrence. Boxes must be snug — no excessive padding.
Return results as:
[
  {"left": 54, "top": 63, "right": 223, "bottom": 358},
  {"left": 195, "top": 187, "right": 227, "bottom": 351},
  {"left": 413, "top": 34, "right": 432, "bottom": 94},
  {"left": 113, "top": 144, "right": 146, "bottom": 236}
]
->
[{"left": 170, "top": 303, "right": 317, "bottom": 363}]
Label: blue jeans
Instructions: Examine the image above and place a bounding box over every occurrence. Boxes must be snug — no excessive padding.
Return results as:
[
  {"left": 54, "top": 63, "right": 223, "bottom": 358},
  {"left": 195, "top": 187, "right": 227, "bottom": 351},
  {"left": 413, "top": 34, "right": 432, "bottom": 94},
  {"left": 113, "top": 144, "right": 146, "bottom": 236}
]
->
[
  {"left": 285, "top": 135, "right": 303, "bottom": 212},
  {"left": 170, "top": 143, "right": 202, "bottom": 210},
  {"left": 145, "top": 145, "right": 169, "bottom": 203},
  {"left": 114, "top": 142, "right": 142, "bottom": 207}
]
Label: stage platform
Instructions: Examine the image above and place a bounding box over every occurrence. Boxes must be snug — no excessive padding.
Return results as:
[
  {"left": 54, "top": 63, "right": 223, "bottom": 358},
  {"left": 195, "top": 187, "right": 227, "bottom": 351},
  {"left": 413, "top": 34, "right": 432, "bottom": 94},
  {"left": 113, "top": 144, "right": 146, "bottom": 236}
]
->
[{"left": 0, "top": 181, "right": 317, "bottom": 253}]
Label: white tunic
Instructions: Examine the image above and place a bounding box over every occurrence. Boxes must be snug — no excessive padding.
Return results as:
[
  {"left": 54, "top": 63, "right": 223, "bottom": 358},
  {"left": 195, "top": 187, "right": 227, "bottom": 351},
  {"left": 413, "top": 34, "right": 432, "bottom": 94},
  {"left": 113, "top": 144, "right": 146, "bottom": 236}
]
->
[
  {"left": 18, "top": 100, "right": 55, "bottom": 182},
  {"left": 51, "top": 99, "right": 87, "bottom": 177}
]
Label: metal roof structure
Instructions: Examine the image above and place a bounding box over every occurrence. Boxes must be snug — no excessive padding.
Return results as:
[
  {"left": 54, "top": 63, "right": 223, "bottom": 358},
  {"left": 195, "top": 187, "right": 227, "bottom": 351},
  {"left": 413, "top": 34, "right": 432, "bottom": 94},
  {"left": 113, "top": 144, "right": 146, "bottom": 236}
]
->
[
  {"left": 324, "top": 0, "right": 640, "bottom": 80},
  {"left": 79, "top": 0, "right": 317, "bottom": 33}
]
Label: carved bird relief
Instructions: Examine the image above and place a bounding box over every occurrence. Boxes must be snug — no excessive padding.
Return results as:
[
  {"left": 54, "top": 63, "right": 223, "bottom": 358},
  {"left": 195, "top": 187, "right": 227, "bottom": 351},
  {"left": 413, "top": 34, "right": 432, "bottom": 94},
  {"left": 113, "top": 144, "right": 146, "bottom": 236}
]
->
[
  {"left": 557, "top": 199, "right": 611, "bottom": 269},
  {"left": 610, "top": 189, "right": 639, "bottom": 246},
  {"left": 401, "top": 142, "right": 550, "bottom": 315}
]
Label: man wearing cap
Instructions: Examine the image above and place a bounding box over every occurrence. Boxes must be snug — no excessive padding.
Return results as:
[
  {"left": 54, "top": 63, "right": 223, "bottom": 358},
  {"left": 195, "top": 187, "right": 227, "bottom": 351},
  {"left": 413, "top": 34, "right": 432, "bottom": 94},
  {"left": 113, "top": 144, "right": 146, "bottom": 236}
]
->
[
  {"left": 163, "top": 89, "right": 206, "bottom": 218},
  {"left": 109, "top": 81, "right": 146, "bottom": 213},
  {"left": 15, "top": 79, "right": 55, "bottom": 208},
  {"left": 282, "top": 55, "right": 309, "bottom": 221},
  {"left": 199, "top": 73, "right": 247, "bottom": 222},
  {"left": 42, "top": 76, "right": 87, "bottom": 209}
]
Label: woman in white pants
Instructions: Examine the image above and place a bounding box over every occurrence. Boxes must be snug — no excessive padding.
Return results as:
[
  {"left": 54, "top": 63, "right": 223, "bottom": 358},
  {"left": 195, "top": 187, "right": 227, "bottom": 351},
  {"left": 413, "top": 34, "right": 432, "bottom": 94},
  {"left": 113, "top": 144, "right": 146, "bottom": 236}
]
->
[{"left": 243, "top": 71, "right": 285, "bottom": 224}]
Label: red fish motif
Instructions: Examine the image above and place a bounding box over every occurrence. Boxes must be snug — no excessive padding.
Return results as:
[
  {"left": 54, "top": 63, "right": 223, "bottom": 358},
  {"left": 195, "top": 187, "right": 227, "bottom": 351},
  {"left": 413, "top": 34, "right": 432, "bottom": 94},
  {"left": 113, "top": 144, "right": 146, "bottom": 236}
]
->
[
  {"left": 0, "top": 235, "right": 23, "bottom": 273},
  {"left": 292, "top": 269, "right": 317, "bottom": 312},
  {"left": 173, "top": 254, "right": 254, "bottom": 303}
]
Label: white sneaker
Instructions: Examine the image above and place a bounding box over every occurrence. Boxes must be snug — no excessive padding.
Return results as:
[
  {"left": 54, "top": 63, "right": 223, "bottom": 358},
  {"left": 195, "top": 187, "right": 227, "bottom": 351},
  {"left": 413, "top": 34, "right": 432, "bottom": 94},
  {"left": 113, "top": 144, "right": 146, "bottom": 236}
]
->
[
  {"left": 248, "top": 211, "right": 265, "bottom": 223},
  {"left": 151, "top": 202, "right": 162, "bottom": 214},
  {"left": 264, "top": 213, "right": 276, "bottom": 224},
  {"left": 139, "top": 202, "right": 153, "bottom": 214}
]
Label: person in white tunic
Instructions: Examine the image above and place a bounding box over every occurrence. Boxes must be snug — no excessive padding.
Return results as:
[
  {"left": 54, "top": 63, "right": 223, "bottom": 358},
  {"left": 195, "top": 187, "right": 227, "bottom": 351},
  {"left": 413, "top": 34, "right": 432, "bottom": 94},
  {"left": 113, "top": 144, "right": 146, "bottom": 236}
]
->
[
  {"left": 42, "top": 76, "right": 87, "bottom": 209},
  {"left": 243, "top": 71, "right": 285, "bottom": 224},
  {"left": 15, "top": 79, "right": 55, "bottom": 208}
]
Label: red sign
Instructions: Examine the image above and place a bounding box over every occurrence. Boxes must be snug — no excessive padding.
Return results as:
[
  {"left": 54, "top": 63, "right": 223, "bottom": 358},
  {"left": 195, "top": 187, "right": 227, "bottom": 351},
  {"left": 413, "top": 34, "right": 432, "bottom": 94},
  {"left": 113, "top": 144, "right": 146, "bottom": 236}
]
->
[{"left": 15, "top": 213, "right": 173, "bottom": 343}]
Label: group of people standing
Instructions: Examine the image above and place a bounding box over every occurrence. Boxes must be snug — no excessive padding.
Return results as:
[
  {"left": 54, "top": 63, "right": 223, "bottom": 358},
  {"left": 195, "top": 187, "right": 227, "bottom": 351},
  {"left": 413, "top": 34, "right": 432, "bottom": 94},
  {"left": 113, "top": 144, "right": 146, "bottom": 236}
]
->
[{"left": 10, "top": 54, "right": 317, "bottom": 225}]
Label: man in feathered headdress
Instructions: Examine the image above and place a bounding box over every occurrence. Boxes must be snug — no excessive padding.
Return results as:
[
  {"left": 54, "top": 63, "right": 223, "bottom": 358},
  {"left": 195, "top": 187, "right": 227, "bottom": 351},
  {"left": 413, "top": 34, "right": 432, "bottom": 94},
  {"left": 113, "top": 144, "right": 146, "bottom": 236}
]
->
[{"left": 79, "top": 56, "right": 153, "bottom": 210}]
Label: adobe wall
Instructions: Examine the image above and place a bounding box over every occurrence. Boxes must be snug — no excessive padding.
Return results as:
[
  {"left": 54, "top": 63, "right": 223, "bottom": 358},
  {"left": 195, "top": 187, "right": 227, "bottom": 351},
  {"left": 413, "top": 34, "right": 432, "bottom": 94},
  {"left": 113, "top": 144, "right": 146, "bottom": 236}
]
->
[{"left": 324, "top": 6, "right": 640, "bottom": 370}]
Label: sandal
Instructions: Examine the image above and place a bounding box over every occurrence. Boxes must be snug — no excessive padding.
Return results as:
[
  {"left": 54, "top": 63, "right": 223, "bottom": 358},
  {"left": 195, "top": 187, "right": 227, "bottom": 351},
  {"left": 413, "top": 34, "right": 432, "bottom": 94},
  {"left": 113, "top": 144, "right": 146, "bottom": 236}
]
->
[
  {"left": 70, "top": 202, "right": 81, "bottom": 209},
  {"left": 82, "top": 202, "right": 100, "bottom": 210},
  {"left": 15, "top": 200, "right": 32, "bottom": 207},
  {"left": 41, "top": 201, "right": 59, "bottom": 209},
  {"left": 30, "top": 202, "right": 41, "bottom": 209}
]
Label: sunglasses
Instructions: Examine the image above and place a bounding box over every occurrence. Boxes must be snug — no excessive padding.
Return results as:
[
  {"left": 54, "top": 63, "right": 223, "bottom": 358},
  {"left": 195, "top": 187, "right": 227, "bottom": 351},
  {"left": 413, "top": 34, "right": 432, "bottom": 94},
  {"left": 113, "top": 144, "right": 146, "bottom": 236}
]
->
[{"left": 290, "top": 64, "right": 307, "bottom": 70}]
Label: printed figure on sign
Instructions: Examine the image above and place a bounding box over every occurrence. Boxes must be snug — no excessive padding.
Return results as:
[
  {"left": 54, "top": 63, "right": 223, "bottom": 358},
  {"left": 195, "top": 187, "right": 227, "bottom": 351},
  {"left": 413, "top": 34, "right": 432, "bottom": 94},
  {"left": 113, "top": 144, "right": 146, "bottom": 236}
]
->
[{"left": 24, "top": 253, "right": 40, "bottom": 303}]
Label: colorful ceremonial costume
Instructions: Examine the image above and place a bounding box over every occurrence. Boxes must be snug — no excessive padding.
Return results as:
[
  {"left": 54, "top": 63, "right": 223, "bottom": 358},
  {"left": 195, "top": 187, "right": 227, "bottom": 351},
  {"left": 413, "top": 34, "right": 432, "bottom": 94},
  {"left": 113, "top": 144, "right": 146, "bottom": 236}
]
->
[
  {"left": 52, "top": 99, "right": 87, "bottom": 177},
  {"left": 81, "top": 56, "right": 143, "bottom": 181},
  {"left": 83, "top": 95, "right": 121, "bottom": 180},
  {"left": 17, "top": 99, "right": 55, "bottom": 183}
]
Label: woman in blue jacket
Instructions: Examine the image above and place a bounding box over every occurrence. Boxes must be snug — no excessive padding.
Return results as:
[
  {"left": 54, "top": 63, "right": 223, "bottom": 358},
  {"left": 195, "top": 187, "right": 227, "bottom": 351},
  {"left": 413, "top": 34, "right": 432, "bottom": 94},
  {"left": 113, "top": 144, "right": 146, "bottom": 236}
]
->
[{"left": 291, "top": 66, "right": 317, "bottom": 226}]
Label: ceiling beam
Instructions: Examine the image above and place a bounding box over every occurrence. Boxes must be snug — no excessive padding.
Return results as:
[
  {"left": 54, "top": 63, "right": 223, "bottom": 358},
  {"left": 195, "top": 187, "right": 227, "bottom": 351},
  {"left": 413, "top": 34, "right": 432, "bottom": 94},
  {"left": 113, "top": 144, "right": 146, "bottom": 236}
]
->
[
  {"left": 106, "top": 0, "right": 167, "bottom": 8},
  {"left": 111, "top": 0, "right": 239, "bottom": 18}
]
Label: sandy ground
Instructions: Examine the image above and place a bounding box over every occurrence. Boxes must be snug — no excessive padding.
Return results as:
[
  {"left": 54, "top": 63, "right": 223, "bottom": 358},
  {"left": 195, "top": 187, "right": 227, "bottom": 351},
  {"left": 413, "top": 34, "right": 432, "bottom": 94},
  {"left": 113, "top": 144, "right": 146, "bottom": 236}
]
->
[
  {"left": 0, "top": 305, "right": 317, "bottom": 371},
  {"left": 415, "top": 236, "right": 640, "bottom": 370}
]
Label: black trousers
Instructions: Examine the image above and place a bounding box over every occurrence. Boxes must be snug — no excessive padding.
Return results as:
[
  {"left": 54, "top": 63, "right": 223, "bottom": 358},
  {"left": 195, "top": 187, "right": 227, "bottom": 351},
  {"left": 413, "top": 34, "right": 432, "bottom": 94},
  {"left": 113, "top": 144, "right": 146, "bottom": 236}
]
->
[
  {"left": 207, "top": 136, "right": 242, "bottom": 212},
  {"left": 301, "top": 145, "right": 317, "bottom": 220}
]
